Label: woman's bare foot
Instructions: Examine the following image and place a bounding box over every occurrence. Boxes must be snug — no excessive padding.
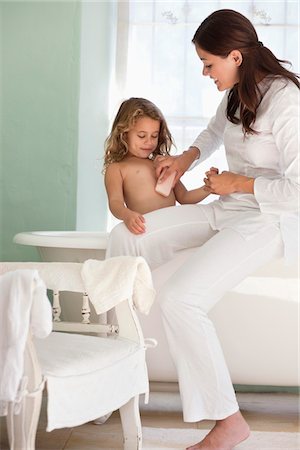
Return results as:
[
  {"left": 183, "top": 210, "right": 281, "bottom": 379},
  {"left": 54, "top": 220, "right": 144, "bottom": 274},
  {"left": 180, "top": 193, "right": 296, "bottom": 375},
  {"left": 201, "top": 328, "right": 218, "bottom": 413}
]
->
[{"left": 186, "top": 411, "right": 250, "bottom": 450}]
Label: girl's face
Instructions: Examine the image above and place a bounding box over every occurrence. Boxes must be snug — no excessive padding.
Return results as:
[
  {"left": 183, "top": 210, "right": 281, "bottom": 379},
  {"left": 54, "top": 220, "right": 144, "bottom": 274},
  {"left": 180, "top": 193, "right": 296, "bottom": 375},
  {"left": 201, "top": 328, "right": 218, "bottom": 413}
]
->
[
  {"left": 195, "top": 45, "right": 241, "bottom": 91},
  {"left": 126, "top": 116, "right": 160, "bottom": 158}
]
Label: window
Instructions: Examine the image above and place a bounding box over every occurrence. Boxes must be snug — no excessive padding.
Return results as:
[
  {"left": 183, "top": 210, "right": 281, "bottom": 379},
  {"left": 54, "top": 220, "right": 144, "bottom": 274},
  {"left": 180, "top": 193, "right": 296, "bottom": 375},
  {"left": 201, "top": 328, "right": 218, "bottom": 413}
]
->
[{"left": 107, "top": 0, "right": 299, "bottom": 230}]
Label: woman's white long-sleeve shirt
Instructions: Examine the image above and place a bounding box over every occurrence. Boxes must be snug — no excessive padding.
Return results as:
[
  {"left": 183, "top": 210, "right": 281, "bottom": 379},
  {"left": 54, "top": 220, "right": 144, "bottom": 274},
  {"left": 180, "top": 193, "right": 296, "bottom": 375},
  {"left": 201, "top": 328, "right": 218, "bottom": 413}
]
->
[{"left": 191, "top": 76, "right": 299, "bottom": 262}]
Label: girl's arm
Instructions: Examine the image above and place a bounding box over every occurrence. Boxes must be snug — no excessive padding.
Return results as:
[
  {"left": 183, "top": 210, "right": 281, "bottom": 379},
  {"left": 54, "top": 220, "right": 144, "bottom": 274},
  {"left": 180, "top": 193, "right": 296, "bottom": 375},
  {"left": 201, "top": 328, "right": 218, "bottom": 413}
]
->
[
  {"left": 104, "top": 163, "right": 127, "bottom": 219},
  {"left": 104, "top": 164, "right": 145, "bottom": 234},
  {"left": 173, "top": 180, "right": 210, "bottom": 204}
]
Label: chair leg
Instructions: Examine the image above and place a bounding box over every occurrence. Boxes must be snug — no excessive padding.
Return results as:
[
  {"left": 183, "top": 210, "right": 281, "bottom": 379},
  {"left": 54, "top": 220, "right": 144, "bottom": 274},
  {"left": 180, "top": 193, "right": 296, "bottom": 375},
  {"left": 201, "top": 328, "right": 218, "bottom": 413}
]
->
[
  {"left": 6, "top": 389, "right": 42, "bottom": 450},
  {"left": 6, "top": 336, "right": 44, "bottom": 450},
  {"left": 119, "top": 395, "right": 142, "bottom": 450}
]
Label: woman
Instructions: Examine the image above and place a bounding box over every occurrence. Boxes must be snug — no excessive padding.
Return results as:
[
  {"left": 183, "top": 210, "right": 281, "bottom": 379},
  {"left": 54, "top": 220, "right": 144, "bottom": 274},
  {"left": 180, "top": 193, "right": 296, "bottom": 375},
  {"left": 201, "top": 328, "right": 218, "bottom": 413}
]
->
[{"left": 107, "top": 9, "right": 299, "bottom": 450}]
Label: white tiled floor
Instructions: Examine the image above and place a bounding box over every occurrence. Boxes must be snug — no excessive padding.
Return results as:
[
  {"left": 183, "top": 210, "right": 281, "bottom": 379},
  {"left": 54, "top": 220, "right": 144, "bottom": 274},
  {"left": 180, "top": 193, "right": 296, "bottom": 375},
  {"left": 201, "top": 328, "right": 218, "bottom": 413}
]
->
[{"left": 0, "top": 392, "right": 299, "bottom": 449}]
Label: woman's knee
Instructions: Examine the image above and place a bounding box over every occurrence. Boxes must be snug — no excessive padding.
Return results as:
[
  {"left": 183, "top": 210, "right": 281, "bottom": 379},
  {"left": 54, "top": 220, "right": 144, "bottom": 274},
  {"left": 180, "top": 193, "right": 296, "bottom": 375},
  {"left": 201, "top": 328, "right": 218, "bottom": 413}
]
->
[{"left": 158, "top": 279, "right": 213, "bottom": 316}]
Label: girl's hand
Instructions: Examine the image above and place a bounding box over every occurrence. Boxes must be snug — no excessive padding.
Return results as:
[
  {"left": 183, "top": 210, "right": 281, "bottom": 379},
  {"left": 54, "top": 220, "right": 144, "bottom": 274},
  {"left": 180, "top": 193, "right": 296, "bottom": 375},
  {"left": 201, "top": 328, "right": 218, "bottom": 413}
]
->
[
  {"left": 124, "top": 210, "right": 146, "bottom": 234},
  {"left": 203, "top": 171, "right": 254, "bottom": 195},
  {"left": 203, "top": 167, "right": 219, "bottom": 192},
  {"left": 205, "top": 166, "right": 219, "bottom": 177}
]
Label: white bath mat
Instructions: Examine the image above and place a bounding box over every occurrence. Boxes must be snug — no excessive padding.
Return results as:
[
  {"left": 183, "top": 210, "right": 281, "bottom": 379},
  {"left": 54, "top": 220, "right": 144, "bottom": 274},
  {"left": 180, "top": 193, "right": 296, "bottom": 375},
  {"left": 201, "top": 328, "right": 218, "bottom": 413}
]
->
[{"left": 142, "top": 427, "right": 300, "bottom": 450}]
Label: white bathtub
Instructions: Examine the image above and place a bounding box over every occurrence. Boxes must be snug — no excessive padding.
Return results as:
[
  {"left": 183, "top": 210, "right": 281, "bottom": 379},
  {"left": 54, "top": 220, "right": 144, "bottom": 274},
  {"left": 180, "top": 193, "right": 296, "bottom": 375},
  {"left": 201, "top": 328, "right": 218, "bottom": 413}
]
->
[
  {"left": 13, "top": 231, "right": 299, "bottom": 387},
  {"left": 13, "top": 231, "right": 109, "bottom": 324},
  {"left": 14, "top": 231, "right": 108, "bottom": 262}
]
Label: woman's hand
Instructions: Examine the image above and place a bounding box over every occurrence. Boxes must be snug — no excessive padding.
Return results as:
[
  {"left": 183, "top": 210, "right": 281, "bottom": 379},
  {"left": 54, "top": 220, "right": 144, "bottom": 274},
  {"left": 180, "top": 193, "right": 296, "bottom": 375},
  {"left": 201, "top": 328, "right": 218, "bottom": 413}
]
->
[
  {"left": 204, "top": 170, "right": 255, "bottom": 195},
  {"left": 123, "top": 210, "right": 146, "bottom": 235},
  {"left": 155, "top": 147, "right": 200, "bottom": 186}
]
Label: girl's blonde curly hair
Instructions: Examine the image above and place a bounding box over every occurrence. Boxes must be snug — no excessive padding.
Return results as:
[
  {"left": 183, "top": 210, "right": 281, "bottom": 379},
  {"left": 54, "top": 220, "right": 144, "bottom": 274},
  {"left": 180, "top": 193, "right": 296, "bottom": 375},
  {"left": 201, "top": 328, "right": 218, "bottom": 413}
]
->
[{"left": 103, "top": 97, "right": 174, "bottom": 172}]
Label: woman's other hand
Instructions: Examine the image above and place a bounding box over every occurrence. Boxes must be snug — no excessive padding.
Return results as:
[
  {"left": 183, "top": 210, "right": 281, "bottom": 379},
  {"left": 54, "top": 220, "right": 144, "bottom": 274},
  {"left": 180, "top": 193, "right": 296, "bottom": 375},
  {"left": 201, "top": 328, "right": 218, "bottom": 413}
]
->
[
  {"left": 155, "top": 147, "right": 200, "bottom": 186},
  {"left": 204, "top": 170, "right": 255, "bottom": 195}
]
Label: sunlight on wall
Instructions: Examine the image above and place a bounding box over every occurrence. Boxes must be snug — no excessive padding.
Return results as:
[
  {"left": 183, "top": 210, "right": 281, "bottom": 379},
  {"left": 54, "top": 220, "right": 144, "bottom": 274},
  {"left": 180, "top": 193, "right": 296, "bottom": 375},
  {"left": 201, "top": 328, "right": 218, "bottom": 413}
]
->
[{"left": 76, "top": 1, "right": 115, "bottom": 232}]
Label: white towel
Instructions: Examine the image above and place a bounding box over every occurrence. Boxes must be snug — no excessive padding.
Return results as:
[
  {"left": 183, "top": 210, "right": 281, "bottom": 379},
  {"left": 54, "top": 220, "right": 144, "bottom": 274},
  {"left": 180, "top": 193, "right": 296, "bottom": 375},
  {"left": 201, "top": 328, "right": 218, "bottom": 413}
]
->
[
  {"left": 0, "top": 262, "right": 84, "bottom": 292},
  {"left": 82, "top": 257, "right": 155, "bottom": 315},
  {"left": 0, "top": 270, "right": 52, "bottom": 416}
]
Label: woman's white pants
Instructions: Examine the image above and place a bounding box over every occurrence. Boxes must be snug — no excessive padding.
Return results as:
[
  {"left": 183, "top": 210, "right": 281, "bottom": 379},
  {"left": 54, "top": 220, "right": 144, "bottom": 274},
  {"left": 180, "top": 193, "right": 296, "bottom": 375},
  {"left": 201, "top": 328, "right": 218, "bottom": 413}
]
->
[{"left": 107, "top": 205, "right": 283, "bottom": 422}]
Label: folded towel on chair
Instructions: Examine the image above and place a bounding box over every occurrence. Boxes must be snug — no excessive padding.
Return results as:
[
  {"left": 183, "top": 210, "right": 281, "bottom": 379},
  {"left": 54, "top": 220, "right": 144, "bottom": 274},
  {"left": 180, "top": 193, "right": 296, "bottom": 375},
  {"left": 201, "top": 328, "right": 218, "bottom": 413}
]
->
[
  {"left": 82, "top": 257, "right": 155, "bottom": 315},
  {"left": 0, "top": 270, "right": 52, "bottom": 415}
]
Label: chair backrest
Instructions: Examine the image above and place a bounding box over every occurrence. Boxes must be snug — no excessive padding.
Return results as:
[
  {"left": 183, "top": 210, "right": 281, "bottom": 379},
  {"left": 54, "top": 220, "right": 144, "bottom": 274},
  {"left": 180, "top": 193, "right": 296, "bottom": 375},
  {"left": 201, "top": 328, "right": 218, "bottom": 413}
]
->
[{"left": 0, "top": 262, "right": 144, "bottom": 345}]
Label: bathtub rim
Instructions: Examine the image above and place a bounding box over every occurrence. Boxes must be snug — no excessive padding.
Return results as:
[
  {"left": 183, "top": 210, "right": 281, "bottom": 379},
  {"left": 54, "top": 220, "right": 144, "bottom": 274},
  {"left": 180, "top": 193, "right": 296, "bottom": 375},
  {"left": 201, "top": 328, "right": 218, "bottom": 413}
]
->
[{"left": 13, "top": 231, "right": 109, "bottom": 250}]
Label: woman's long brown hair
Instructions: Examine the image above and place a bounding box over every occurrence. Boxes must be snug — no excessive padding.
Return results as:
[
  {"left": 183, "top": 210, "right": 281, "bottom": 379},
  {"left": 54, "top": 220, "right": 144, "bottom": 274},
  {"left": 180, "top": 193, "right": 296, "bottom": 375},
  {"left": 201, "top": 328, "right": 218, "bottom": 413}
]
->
[{"left": 192, "top": 9, "right": 299, "bottom": 134}]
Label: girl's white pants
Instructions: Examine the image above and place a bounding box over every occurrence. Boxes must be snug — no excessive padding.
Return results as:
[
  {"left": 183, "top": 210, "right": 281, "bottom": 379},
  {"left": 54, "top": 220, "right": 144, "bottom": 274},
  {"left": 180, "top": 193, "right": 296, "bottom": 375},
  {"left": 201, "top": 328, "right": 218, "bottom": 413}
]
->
[{"left": 106, "top": 205, "right": 283, "bottom": 422}]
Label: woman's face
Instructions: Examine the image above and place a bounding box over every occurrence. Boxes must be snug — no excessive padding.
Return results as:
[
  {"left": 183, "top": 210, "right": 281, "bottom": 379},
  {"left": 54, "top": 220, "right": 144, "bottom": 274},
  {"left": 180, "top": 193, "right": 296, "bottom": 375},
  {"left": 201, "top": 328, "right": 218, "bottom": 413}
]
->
[{"left": 195, "top": 45, "right": 241, "bottom": 91}]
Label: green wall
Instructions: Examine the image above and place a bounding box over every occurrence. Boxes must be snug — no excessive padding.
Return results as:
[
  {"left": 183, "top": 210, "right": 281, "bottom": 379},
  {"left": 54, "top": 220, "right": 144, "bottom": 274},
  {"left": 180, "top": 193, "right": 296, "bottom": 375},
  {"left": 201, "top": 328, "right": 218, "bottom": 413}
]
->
[
  {"left": 0, "top": 1, "right": 81, "bottom": 261},
  {"left": 0, "top": 3, "right": 3, "bottom": 258}
]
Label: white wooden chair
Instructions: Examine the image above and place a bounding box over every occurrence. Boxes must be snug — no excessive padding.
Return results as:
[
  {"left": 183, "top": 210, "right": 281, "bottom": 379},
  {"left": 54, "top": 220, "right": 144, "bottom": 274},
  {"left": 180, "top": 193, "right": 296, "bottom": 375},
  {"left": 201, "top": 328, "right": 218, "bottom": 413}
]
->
[{"left": 0, "top": 261, "right": 151, "bottom": 450}]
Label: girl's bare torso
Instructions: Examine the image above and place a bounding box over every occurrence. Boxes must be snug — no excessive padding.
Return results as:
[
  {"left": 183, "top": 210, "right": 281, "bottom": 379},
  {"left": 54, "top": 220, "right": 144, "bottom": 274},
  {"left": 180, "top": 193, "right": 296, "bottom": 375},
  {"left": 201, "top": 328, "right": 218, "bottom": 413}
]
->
[{"left": 119, "top": 156, "right": 176, "bottom": 214}]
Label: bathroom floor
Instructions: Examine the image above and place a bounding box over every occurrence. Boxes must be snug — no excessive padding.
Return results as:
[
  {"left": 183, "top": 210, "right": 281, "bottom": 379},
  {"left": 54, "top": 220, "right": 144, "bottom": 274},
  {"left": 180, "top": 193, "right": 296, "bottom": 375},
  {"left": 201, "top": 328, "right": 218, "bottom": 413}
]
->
[{"left": 0, "top": 392, "right": 298, "bottom": 449}]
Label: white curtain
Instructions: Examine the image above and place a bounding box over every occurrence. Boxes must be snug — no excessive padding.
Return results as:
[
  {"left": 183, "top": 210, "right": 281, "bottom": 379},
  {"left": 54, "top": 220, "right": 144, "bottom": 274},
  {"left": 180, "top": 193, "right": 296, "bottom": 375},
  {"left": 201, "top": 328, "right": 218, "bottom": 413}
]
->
[{"left": 108, "top": 0, "right": 299, "bottom": 229}]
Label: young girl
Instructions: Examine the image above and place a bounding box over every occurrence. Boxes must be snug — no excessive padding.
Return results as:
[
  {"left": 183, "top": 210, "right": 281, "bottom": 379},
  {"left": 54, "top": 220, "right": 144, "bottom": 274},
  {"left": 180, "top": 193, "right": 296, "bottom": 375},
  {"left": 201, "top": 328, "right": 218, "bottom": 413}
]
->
[{"left": 103, "top": 97, "right": 211, "bottom": 234}]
